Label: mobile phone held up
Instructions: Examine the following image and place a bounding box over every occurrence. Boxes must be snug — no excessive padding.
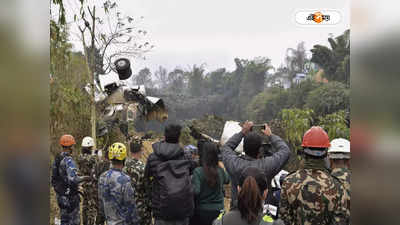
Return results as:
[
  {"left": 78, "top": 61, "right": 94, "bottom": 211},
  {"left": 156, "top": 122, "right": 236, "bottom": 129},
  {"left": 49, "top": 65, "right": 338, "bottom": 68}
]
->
[{"left": 251, "top": 124, "right": 265, "bottom": 132}]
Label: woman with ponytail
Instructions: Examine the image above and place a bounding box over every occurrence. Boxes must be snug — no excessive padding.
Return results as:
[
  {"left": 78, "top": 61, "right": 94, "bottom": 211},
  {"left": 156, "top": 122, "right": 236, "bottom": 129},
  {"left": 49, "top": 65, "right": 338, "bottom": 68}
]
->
[
  {"left": 190, "top": 142, "right": 230, "bottom": 225},
  {"left": 213, "top": 167, "right": 283, "bottom": 225}
]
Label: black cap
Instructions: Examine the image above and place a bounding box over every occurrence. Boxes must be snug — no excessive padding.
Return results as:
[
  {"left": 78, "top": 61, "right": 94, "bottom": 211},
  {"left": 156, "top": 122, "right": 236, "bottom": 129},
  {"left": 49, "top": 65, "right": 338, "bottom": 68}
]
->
[{"left": 239, "top": 167, "right": 268, "bottom": 192}]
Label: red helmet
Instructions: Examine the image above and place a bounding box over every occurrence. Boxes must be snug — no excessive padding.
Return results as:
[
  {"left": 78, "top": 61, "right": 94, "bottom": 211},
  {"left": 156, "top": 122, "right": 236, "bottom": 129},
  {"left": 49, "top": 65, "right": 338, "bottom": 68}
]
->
[
  {"left": 301, "top": 126, "right": 330, "bottom": 148},
  {"left": 60, "top": 134, "right": 76, "bottom": 147}
]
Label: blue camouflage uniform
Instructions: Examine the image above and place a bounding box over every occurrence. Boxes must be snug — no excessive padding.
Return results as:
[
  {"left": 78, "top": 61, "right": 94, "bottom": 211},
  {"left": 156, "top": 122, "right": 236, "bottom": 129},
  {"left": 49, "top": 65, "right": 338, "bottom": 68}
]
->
[
  {"left": 56, "top": 152, "right": 83, "bottom": 225},
  {"left": 98, "top": 167, "right": 139, "bottom": 225}
]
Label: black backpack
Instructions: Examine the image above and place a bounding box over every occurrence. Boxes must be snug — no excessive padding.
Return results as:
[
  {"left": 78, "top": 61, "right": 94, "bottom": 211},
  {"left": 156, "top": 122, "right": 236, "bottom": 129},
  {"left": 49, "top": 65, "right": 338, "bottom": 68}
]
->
[
  {"left": 156, "top": 159, "right": 194, "bottom": 220},
  {"left": 51, "top": 153, "right": 78, "bottom": 196}
]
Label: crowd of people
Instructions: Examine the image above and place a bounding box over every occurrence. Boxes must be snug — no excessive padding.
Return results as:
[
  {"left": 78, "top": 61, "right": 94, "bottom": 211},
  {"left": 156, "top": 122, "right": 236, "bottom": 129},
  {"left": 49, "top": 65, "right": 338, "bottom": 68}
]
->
[{"left": 51, "top": 121, "right": 351, "bottom": 225}]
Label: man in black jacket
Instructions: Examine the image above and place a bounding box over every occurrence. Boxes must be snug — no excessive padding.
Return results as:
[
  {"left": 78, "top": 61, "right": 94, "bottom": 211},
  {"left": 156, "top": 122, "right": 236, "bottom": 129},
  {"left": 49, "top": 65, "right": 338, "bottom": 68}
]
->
[
  {"left": 144, "top": 124, "right": 196, "bottom": 225},
  {"left": 221, "top": 121, "right": 290, "bottom": 208}
]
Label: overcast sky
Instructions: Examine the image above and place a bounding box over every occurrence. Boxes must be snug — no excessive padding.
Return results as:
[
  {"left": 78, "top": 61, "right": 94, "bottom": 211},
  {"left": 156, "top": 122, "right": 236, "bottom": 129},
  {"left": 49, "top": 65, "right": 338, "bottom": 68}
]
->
[{"left": 68, "top": 0, "right": 350, "bottom": 74}]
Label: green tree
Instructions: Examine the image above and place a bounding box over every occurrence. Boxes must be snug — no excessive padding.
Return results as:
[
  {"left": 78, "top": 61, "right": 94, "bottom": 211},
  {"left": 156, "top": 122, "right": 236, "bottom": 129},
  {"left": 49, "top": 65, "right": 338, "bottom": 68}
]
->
[
  {"left": 167, "top": 68, "right": 186, "bottom": 94},
  {"left": 280, "top": 108, "right": 314, "bottom": 152},
  {"left": 50, "top": 21, "right": 92, "bottom": 156},
  {"left": 238, "top": 57, "right": 273, "bottom": 119},
  {"left": 286, "top": 79, "right": 320, "bottom": 108},
  {"left": 187, "top": 64, "right": 206, "bottom": 96},
  {"left": 246, "top": 80, "right": 319, "bottom": 123},
  {"left": 246, "top": 88, "right": 289, "bottom": 122},
  {"left": 206, "top": 68, "right": 227, "bottom": 95},
  {"left": 279, "top": 108, "right": 314, "bottom": 171},
  {"left": 50, "top": 19, "right": 72, "bottom": 75},
  {"left": 221, "top": 59, "right": 246, "bottom": 119},
  {"left": 135, "top": 67, "right": 153, "bottom": 86},
  {"left": 305, "top": 81, "right": 349, "bottom": 116},
  {"left": 311, "top": 29, "right": 350, "bottom": 84},
  {"left": 318, "top": 110, "right": 349, "bottom": 140}
]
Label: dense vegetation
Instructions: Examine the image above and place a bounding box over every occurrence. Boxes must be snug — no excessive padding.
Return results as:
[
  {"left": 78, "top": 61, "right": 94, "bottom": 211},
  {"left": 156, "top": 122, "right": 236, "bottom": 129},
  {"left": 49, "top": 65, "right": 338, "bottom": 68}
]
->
[{"left": 143, "top": 32, "right": 350, "bottom": 140}]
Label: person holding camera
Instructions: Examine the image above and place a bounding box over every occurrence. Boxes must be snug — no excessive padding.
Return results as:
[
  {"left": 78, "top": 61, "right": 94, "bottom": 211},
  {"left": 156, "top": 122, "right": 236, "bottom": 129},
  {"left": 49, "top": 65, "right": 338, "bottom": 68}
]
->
[{"left": 220, "top": 121, "right": 290, "bottom": 209}]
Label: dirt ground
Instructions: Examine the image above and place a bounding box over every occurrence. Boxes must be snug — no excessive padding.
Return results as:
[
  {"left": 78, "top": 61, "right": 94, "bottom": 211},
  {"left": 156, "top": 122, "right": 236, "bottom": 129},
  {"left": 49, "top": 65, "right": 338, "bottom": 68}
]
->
[{"left": 50, "top": 139, "right": 232, "bottom": 224}]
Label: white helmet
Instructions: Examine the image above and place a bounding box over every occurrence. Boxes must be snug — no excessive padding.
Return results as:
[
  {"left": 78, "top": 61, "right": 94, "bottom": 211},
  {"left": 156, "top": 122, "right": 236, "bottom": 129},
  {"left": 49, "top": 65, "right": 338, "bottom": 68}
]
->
[
  {"left": 328, "top": 138, "right": 350, "bottom": 159},
  {"left": 82, "top": 136, "right": 95, "bottom": 148}
]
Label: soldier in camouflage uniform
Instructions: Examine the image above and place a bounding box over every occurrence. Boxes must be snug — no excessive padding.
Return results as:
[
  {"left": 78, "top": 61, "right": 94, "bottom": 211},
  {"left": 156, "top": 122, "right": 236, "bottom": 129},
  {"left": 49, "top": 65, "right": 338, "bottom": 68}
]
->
[
  {"left": 123, "top": 139, "right": 152, "bottom": 225},
  {"left": 279, "top": 127, "right": 349, "bottom": 225},
  {"left": 98, "top": 142, "right": 139, "bottom": 225},
  {"left": 331, "top": 168, "right": 350, "bottom": 196},
  {"left": 77, "top": 136, "right": 98, "bottom": 225},
  {"left": 94, "top": 148, "right": 111, "bottom": 225},
  {"left": 328, "top": 138, "right": 351, "bottom": 217}
]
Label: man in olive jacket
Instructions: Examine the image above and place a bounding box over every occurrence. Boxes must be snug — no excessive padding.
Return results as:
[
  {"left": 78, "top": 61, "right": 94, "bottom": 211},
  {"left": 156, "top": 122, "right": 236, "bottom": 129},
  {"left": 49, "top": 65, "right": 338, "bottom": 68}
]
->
[{"left": 221, "top": 121, "right": 290, "bottom": 208}]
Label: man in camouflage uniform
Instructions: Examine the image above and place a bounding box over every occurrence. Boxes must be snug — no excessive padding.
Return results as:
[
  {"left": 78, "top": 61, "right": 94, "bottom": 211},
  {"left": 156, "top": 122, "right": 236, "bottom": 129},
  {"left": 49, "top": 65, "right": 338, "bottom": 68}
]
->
[
  {"left": 94, "top": 148, "right": 111, "bottom": 225},
  {"left": 52, "top": 134, "right": 91, "bottom": 225},
  {"left": 279, "top": 127, "right": 349, "bottom": 225},
  {"left": 328, "top": 138, "right": 351, "bottom": 216},
  {"left": 123, "top": 139, "right": 152, "bottom": 225},
  {"left": 98, "top": 142, "right": 139, "bottom": 225},
  {"left": 77, "top": 136, "right": 98, "bottom": 225}
]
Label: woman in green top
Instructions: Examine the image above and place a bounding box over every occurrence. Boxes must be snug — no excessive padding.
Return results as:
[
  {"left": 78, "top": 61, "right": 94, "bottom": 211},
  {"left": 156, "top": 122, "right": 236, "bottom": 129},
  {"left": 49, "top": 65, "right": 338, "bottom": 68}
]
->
[{"left": 190, "top": 142, "right": 230, "bottom": 225}]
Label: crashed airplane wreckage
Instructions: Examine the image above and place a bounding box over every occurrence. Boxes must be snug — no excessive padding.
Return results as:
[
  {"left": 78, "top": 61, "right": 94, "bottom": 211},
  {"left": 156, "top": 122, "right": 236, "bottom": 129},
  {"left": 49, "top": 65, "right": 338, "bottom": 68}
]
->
[{"left": 85, "top": 58, "right": 168, "bottom": 140}]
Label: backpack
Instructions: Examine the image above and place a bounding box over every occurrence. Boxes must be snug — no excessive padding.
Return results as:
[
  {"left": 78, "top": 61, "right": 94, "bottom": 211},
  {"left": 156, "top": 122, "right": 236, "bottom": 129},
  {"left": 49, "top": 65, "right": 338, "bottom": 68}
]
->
[
  {"left": 156, "top": 159, "right": 194, "bottom": 220},
  {"left": 51, "top": 153, "right": 78, "bottom": 196}
]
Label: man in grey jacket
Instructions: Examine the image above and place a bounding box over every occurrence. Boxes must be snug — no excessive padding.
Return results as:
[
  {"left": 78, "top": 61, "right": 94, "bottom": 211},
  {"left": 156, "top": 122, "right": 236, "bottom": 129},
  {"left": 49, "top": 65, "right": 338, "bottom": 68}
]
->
[{"left": 221, "top": 121, "right": 290, "bottom": 208}]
